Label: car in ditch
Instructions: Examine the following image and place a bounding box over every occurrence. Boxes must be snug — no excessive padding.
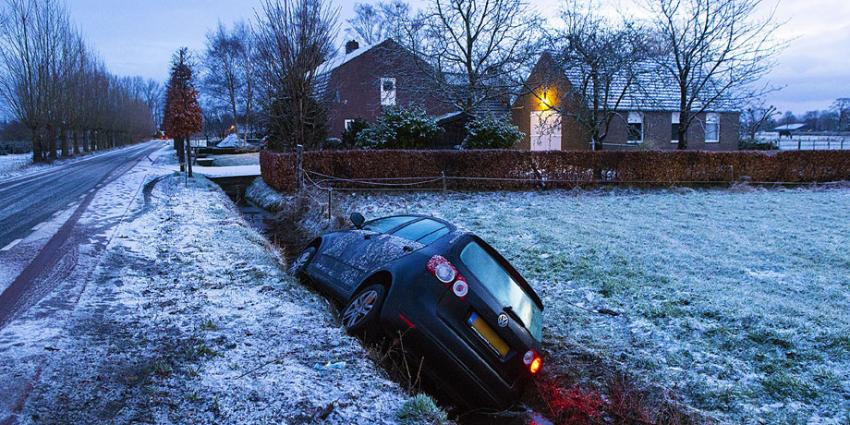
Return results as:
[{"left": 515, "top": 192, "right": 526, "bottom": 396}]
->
[{"left": 288, "top": 213, "right": 544, "bottom": 409}]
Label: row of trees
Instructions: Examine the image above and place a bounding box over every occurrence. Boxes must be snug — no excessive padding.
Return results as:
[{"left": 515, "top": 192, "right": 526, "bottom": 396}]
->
[{"left": 0, "top": 0, "right": 158, "bottom": 162}]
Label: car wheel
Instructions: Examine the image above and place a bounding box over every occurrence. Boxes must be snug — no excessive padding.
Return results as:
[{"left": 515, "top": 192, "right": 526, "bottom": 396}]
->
[
  {"left": 288, "top": 246, "right": 317, "bottom": 277},
  {"left": 341, "top": 284, "right": 386, "bottom": 337}
]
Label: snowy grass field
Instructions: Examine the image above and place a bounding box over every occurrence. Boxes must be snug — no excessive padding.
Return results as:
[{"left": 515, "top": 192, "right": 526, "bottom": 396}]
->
[{"left": 343, "top": 186, "right": 850, "bottom": 424}]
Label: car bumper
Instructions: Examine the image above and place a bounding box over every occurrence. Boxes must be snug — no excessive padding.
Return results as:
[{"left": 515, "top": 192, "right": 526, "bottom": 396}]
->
[{"left": 387, "top": 310, "right": 524, "bottom": 408}]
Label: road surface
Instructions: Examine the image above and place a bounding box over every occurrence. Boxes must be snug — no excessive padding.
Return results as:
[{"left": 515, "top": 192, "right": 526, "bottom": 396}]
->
[{"left": 0, "top": 141, "right": 163, "bottom": 327}]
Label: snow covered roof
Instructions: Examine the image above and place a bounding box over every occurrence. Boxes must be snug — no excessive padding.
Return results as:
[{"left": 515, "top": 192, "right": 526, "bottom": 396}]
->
[
  {"left": 774, "top": 123, "right": 807, "bottom": 131},
  {"left": 540, "top": 53, "right": 738, "bottom": 113},
  {"left": 315, "top": 38, "right": 394, "bottom": 99}
]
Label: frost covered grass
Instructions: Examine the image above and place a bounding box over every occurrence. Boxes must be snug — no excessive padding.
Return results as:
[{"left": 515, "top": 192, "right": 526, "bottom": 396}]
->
[
  {"left": 19, "top": 172, "right": 417, "bottom": 424},
  {"left": 338, "top": 186, "right": 850, "bottom": 424}
]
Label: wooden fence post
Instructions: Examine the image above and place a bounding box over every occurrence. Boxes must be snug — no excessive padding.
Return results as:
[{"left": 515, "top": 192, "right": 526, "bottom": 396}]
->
[{"left": 296, "top": 144, "right": 304, "bottom": 193}]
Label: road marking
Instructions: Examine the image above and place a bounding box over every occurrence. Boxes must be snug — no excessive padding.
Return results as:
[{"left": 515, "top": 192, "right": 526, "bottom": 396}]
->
[{"left": 1, "top": 239, "right": 22, "bottom": 252}]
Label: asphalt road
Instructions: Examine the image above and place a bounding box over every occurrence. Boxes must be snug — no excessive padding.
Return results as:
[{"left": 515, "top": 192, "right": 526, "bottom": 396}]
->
[
  {"left": 0, "top": 142, "right": 160, "bottom": 250},
  {"left": 0, "top": 141, "right": 163, "bottom": 327}
]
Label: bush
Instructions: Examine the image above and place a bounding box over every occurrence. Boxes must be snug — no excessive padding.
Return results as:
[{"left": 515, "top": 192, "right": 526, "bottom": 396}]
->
[
  {"left": 355, "top": 106, "right": 443, "bottom": 149},
  {"left": 341, "top": 118, "right": 369, "bottom": 148},
  {"left": 261, "top": 149, "right": 850, "bottom": 192},
  {"left": 462, "top": 115, "right": 524, "bottom": 149}
]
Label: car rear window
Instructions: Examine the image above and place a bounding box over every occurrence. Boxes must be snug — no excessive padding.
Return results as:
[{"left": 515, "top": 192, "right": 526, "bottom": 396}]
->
[
  {"left": 392, "top": 219, "right": 447, "bottom": 244},
  {"left": 460, "top": 241, "right": 543, "bottom": 340},
  {"left": 363, "top": 216, "right": 417, "bottom": 233}
]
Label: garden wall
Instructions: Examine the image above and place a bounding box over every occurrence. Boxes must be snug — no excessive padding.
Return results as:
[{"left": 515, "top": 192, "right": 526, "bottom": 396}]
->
[{"left": 260, "top": 149, "right": 850, "bottom": 192}]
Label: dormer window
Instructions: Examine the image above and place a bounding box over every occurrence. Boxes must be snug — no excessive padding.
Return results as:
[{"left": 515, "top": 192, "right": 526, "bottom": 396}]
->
[{"left": 381, "top": 77, "right": 396, "bottom": 106}]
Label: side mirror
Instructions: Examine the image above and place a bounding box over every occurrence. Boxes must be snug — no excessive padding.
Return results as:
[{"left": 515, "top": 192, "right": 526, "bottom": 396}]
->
[{"left": 350, "top": 212, "right": 366, "bottom": 229}]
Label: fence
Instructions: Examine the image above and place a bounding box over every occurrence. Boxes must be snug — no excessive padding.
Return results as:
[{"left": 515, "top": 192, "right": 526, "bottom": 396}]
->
[{"left": 756, "top": 132, "right": 850, "bottom": 151}]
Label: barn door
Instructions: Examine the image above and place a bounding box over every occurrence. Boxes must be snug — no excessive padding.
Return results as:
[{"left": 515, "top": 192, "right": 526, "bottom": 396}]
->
[{"left": 530, "top": 111, "right": 562, "bottom": 151}]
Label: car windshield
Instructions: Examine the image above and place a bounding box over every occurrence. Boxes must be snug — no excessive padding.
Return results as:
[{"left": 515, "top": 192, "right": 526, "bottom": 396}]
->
[
  {"left": 460, "top": 241, "right": 543, "bottom": 340},
  {"left": 392, "top": 219, "right": 449, "bottom": 244},
  {"left": 363, "top": 216, "right": 418, "bottom": 233}
]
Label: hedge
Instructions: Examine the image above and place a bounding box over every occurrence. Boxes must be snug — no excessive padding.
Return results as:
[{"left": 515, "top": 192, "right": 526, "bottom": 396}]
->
[{"left": 260, "top": 149, "right": 850, "bottom": 193}]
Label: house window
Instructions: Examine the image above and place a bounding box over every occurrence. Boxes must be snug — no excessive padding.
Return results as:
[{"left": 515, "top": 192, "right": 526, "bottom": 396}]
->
[
  {"left": 671, "top": 112, "right": 680, "bottom": 143},
  {"left": 627, "top": 112, "right": 643, "bottom": 143},
  {"left": 344, "top": 119, "right": 355, "bottom": 131},
  {"left": 380, "top": 77, "right": 396, "bottom": 106},
  {"left": 705, "top": 113, "right": 720, "bottom": 143}
]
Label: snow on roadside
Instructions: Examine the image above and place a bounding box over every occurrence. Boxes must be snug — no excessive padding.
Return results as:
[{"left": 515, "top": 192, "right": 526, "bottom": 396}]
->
[
  {"left": 20, "top": 173, "right": 412, "bottom": 424},
  {"left": 0, "top": 153, "right": 33, "bottom": 178}
]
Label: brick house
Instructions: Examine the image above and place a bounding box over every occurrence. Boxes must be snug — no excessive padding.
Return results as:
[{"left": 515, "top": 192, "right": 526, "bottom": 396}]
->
[
  {"left": 318, "top": 39, "right": 457, "bottom": 141},
  {"left": 318, "top": 39, "right": 512, "bottom": 147},
  {"left": 512, "top": 54, "right": 741, "bottom": 151}
]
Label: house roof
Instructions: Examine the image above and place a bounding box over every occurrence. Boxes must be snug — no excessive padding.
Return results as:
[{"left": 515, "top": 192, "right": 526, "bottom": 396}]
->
[
  {"left": 538, "top": 53, "right": 738, "bottom": 113},
  {"left": 774, "top": 123, "right": 807, "bottom": 131}
]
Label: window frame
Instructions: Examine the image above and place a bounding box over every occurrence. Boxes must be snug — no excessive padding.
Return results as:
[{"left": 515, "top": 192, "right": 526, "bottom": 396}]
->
[
  {"left": 380, "top": 77, "right": 397, "bottom": 106},
  {"left": 705, "top": 113, "right": 720, "bottom": 143},
  {"left": 344, "top": 119, "right": 355, "bottom": 131},
  {"left": 671, "top": 112, "right": 680, "bottom": 144},
  {"left": 627, "top": 112, "right": 644, "bottom": 144}
]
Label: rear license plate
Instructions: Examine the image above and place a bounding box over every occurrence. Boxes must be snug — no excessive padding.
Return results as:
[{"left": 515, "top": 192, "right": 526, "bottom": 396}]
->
[{"left": 467, "top": 312, "right": 510, "bottom": 358}]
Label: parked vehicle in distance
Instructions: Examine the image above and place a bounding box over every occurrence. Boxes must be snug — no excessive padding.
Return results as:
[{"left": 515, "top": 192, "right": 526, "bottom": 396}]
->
[{"left": 289, "top": 213, "right": 545, "bottom": 409}]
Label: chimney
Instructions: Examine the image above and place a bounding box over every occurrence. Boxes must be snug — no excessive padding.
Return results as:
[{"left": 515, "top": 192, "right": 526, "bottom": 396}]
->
[{"left": 345, "top": 40, "right": 360, "bottom": 55}]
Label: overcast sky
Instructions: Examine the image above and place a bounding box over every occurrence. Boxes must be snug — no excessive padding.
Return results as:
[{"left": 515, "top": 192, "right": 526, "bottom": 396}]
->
[{"left": 67, "top": 0, "right": 850, "bottom": 115}]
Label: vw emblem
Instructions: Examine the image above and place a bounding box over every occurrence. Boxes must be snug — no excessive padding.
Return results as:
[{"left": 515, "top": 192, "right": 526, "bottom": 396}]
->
[{"left": 497, "top": 314, "right": 509, "bottom": 328}]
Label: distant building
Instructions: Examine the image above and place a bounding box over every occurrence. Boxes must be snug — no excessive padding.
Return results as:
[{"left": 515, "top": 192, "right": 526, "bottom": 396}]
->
[
  {"left": 774, "top": 123, "right": 808, "bottom": 138},
  {"left": 512, "top": 53, "right": 741, "bottom": 151}
]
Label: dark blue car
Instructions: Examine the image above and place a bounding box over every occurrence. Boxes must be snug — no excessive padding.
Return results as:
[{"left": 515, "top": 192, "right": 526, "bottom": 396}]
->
[{"left": 289, "top": 214, "right": 544, "bottom": 408}]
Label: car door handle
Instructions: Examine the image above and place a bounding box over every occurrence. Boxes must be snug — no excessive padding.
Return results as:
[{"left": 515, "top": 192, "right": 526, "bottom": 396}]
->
[{"left": 402, "top": 246, "right": 414, "bottom": 252}]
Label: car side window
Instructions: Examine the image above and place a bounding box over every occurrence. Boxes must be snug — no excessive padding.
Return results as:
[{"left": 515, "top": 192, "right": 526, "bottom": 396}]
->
[
  {"left": 392, "top": 219, "right": 446, "bottom": 243},
  {"left": 363, "top": 216, "right": 417, "bottom": 233}
]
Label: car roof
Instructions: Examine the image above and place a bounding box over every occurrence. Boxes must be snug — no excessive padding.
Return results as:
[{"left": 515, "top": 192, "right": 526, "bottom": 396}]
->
[{"left": 368, "top": 214, "right": 457, "bottom": 233}]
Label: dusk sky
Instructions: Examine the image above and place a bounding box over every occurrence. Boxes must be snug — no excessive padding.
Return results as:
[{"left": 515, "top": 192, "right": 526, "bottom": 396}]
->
[{"left": 67, "top": 0, "right": 850, "bottom": 115}]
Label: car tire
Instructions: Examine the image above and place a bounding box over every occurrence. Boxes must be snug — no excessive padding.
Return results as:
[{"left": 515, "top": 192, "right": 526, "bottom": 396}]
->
[
  {"left": 288, "top": 246, "right": 317, "bottom": 277},
  {"left": 341, "top": 284, "right": 386, "bottom": 338}
]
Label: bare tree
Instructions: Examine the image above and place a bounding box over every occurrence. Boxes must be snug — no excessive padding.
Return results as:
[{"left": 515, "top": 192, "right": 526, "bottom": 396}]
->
[
  {"left": 546, "top": 0, "right": 651, "bottom": 150},
  {"left": 648, "top": 0, "right": 784, "bottom": 149},
  {"left": 406, "top": 0, "right": 542, "bottom": 115},
  {"left": 740, "top": 100, "right": 777, "bottom": 142},
  {"left": 254, "top": 0, "right": 338, "bottom": 151},
  {"left": 202, "top": 22, "right": 248, "bottom": 139},
  {"left": 832, "top": 98, "right": 850, "bottom": 131},
  {"left": 347, "top": 1, "right": 411, "bottom": 45}
]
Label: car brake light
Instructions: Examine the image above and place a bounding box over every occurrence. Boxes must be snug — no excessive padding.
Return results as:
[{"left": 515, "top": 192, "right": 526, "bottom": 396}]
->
[
  {"left": 530, "top": 356, "right": 542, "bottom": 375},
  {"left": 427, "top": 256, "right": 469, "bottom": 298}
]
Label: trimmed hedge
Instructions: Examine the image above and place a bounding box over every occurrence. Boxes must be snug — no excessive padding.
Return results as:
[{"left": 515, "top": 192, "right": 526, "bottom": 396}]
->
[{"left": 260, "top": 149, "right": 850, "bottom": 192}]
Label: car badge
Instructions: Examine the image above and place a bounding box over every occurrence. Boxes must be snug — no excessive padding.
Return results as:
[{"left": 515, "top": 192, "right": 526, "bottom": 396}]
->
[{"left": 498, "top": 314, "right": 509, "bottom": 328}]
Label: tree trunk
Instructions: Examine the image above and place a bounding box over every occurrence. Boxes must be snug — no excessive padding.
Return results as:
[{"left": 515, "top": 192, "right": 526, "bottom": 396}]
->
[
  {"left": 186, "top": 138, "right": 193, "bottom": 178},
  {"left": 47, "top": 126, "right": 58, "bottom": 160},
  {"left": 31, "top": 128, "right": 43, "bottom": 163},
  {"left": 176, "top": 137, "right": 186, "bottom": 172},
  {"left": 60, "top": 128, "right": 70, "bottom": 157},
  {"left": 73, "top": 130, "right": 81, "bottom": 155}
]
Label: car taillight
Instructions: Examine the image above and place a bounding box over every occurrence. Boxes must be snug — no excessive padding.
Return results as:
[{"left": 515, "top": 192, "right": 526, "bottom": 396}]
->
[
  {"left": 427, "top": 255, "right": 468, "bottom": 298},
  {"left": 525, "top": 350, "right": 542, "bottom": 375}
]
